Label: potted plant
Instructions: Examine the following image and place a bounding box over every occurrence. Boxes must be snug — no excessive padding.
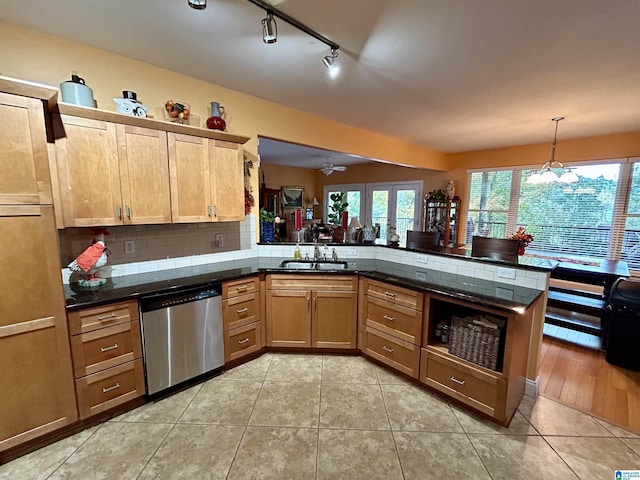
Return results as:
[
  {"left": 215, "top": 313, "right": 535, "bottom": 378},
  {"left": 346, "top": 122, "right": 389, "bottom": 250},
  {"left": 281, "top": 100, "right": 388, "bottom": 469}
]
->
[
  {"left": 327, "top": 192, "right": 348, "bottom": 225},
  {"left": 260, "top": 208, "right": 276, "bottom": 243}
]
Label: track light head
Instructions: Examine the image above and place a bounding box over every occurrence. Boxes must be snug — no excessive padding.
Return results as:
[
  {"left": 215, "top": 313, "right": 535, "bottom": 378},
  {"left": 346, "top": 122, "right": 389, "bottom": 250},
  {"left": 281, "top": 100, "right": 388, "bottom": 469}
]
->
[
  {"left": 187, "top": 0, "right": 206, "bottom": 10},
  {"left": 323, "top": 48, "right": 340, "bottom": 77},
  {"left": 262, "top": 11, "right": 277, "bottom": 44}
]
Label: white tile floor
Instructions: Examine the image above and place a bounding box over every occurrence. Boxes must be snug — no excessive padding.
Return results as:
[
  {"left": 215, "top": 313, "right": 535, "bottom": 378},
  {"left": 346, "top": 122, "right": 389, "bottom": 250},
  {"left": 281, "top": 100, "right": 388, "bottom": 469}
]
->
[{"left": 2, "top": 353, "right": 639, "bottom": 479}]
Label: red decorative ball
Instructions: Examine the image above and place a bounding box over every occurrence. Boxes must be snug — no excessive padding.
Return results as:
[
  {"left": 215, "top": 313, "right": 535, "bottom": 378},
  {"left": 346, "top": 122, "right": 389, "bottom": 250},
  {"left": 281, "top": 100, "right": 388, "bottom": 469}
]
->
[{"left": 206, "top": 116, "right": 226, "bottom": 131}]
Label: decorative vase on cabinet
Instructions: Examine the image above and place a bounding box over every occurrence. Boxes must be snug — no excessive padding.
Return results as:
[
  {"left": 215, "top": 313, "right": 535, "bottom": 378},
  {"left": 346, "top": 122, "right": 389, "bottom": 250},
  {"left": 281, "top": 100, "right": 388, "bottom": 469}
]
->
[{"left": 206, "top": 102, "right": 226, "bottom": 131}]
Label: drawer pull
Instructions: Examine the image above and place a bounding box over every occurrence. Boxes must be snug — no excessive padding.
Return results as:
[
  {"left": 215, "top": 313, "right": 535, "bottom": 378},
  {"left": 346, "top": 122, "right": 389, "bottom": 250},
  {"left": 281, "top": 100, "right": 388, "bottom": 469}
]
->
[
  {"left": 236, "top": 307, "right": 249, "bottom": 314},
  {"left": 102, "top": 382, "right": 121, "bottom": 393},
  {"left": 237, "top": 285, "right": 248, "bottom": 292},
  {"left": 97, "top": 312, "right": 116, "bottom": 321},
  {"left": 100, "top": 343, "right": 119, "bottom": 352},
  {"left": 383, "top": 291, "right": 396, "bottom": 298},
  {"left": 238, "top": 337, "right": 250, "bottom": 344},
  {"left": 382, "top": 345, "right": 394, "bottom": 353},
  {"left": 450, "top": 376, "right": 466, "bottom": 386},
  {"left": 383, "top": 315, "right": 395, "bottom": 321}
]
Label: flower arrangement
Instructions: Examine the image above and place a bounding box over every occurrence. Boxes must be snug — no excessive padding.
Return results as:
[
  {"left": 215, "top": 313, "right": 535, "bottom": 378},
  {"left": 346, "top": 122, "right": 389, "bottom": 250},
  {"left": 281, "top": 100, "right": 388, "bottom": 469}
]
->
[{"left": 510, "top": 227, "right": 534, "bottom": 255}]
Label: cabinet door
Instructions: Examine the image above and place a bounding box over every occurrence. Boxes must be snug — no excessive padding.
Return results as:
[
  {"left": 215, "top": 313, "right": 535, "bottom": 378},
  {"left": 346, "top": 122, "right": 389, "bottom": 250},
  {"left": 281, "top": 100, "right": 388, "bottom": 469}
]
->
[
  {"left": 313, "top": 291, "right": 357, "bottom": 349},
  {"left": 168, "top": 133, "right": 211, "bottom": 223},
  {"left": 266, "top": 290, "right": 311, "bottom": 347},
  {"left": 0, "top": 205, "right": 77, "bottom": 452},
  {"left": 55, "top": 115, "right": 122, "bottom": 226},
  {"left": 210, "top": 140, "right": 245, "bottom": 222},
  {"left": 0, "top": 93, "right": 51, "bottom": 205},
  {"left": 117, "top": 125, "right": 171, "bottom": 224}
]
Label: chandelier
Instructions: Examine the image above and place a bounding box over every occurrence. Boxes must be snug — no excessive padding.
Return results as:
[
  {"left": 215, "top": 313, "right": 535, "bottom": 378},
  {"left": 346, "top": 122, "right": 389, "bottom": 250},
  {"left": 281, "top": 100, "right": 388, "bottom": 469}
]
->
[{"left": 526, "top": 117, "right": 579, "bottom": 184}]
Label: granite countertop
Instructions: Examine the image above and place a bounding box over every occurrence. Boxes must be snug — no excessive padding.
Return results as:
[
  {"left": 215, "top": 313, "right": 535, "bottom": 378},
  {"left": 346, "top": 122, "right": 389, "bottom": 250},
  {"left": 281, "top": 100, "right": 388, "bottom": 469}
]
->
[{"left": 65, "top": 257, "right": 545, "bottom": 314}]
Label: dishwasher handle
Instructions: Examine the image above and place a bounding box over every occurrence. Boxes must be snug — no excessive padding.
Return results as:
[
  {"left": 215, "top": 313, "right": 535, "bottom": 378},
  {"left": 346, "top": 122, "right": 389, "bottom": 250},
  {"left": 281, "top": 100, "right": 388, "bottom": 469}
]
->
[{"left": 140, "top": 283, "right": 221, "bottom": 312}]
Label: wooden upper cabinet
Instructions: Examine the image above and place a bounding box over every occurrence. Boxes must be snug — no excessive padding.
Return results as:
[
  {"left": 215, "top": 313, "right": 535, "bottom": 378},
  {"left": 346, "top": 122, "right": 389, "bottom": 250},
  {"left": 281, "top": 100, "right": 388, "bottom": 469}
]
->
[
  {"left": 56, "top": 116, "right": 173, "bottom": 227},
  {"left": 55, "top": 115, "right": 123, "bottom": 226},
  {"left": 116, "top": 125, "right": 171, "bottom": 224},
  {"left": 168, "top": 132, "right": 211, "bottom": 223},
  {"left": 0, "top": 92, "right": 52, "bottom": 205},
  {"left": 52, "top": 104, "right": 249, "bottom": 226},
  {"left": 211, "top": 140, "right": 245, "bottom": 222}
]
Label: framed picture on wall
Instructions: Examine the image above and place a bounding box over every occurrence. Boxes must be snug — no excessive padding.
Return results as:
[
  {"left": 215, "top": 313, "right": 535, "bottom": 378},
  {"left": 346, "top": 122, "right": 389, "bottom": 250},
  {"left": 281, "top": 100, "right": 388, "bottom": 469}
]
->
[{"left": 282, "top": 186, "right": 304, "bottom": 208}]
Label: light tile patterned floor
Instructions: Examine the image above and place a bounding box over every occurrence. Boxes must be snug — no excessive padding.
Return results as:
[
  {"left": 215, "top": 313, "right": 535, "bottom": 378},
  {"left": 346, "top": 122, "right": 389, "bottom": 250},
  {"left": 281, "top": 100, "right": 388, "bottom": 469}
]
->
[{"left": 2, "top": 353, "right": 639, "bottom": 479}]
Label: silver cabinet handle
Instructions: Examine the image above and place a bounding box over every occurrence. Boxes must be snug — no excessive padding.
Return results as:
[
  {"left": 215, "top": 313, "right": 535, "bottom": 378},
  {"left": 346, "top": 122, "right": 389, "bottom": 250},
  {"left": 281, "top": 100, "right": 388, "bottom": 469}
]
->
[
  {"left": 213, "top": 205, "right": 218, "bottom": 218},
  {"left": 97, "top": 312, "right": 116, "bottom": 321},
  {"left": 100, "top": 343, "right": 119, "bottom": 352},
  {"left": 314, "top": 296, "right": 317, "bottom": 312},
  {"left": 236, "top": 307, "right": 249, "bottom": 314},
  {"left": 237, "top": 285, "right": 248, "bottom": 292},
  {"left": 383, "top": 291, "right": 396, "bottom": 298},
  {"left": 102, "top": 382, "right": 120, "bottom": 393},
  {"left": 238, "top": 338, "right": 250, "bottom": 344},
  {"left": 207, "top": 205, "right": 212, "bottom": 217},
  {"left": 382, "top": 345, "right": 394, "bottom": 353},
  {"left": 116, "top": 204, "right": 122, "bottom": 219},
  {"left": 383, "top": 315, "right": 395, "bottom": 321},
  {"left": 450, "top": 376, "right": 465, "bottom": 386},
  {"left": 307, "top": 296, "right": 310, "bottom": 312},
  {"left": 125, "top": 204, "right": 131, "bottom": 218}
]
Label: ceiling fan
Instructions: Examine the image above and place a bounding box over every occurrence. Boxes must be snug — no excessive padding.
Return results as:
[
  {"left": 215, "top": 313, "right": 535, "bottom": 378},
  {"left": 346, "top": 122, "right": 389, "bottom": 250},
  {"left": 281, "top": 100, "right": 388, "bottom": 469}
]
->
[{"left": 319, "top": 159, "right": 347, "bottom": 176}]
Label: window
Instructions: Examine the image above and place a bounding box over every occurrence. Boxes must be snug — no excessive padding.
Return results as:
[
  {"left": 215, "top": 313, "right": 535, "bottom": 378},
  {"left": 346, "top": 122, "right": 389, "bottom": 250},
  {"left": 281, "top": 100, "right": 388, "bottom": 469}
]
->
[
  {"left": 466, "top": 159, "right": 639, "bottom": 273},
  {"left": 325, "top": 181, "right": 422, "bottom": 246}
]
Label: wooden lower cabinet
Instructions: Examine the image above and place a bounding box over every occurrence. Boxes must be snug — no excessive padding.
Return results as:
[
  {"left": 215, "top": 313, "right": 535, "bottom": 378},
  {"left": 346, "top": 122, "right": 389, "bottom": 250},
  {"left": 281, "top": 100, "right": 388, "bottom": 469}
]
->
[
  {"left": 420, "top": 347, "right": 506, "bottom": 419},
  {"left": 75, "top": 359, "right": 145, "bottom": 419},
  {"left": 67, "top": 300, "right": 145, "bottom": 419},
  {"left": 222, "top": 276, "right": 263, "bottom": 363},
  {"left": 224, "top": 321, "right": 263, "bottom": 363},
  {"left": 265, "top": 275, "right": 358, "bottom": 349},
  {"left": 363, "top": 326, "right": 420, "bottom": 377}
]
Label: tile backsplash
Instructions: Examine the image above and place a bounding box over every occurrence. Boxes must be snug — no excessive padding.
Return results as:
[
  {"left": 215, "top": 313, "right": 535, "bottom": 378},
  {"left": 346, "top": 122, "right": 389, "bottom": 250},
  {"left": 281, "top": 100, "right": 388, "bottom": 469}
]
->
[{"left": 59, "top": 222, "right": 242, "bottom": 267}]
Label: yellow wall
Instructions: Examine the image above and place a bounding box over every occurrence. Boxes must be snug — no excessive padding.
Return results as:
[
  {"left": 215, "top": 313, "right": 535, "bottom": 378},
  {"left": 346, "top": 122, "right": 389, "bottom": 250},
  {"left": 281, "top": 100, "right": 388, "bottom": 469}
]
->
[
  {"left": 260, "top": 163, "right": 318, "bottom": 207},
  {"left": 0, "top": 20, "right": 448, "bottom": 180}
]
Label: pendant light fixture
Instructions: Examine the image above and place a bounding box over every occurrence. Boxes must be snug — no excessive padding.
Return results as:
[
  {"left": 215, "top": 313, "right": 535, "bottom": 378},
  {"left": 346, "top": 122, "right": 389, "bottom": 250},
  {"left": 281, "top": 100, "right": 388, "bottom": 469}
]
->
[
  {"left": 261, "top": 11, "right": 277, "bottom": 44},
  {"left": 187, "top": 0, "right": 206, "bottom": 10},
  {"left": 526, "top": 117, "right": 579, "bottom": 184}
]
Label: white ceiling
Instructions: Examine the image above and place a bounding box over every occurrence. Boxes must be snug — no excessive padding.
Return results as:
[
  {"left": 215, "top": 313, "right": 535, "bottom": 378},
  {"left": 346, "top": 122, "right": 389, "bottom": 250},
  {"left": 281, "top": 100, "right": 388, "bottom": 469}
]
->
[{"left": 2, "top": 0, "right": 640, "bottom": 154}]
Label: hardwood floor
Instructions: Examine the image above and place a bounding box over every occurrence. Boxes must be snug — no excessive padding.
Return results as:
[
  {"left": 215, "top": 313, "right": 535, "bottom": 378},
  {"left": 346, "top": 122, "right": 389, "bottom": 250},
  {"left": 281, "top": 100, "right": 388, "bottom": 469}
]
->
[{"left": 539, "top": 328, "right": 640, "bottom": 434}]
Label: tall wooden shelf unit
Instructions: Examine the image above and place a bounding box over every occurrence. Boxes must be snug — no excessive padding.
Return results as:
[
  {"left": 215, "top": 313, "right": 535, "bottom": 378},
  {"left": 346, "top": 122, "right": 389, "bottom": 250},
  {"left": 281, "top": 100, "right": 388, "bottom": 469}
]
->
[{"left": 423, "top": 197, "right": 460, "bottom": 247}]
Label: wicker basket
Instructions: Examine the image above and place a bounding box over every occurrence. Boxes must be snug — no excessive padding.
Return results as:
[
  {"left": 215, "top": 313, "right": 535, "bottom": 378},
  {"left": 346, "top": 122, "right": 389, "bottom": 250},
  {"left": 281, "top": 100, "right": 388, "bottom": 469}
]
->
[{"left": 449, "top": 315, "right": 505, "bottom": 371}]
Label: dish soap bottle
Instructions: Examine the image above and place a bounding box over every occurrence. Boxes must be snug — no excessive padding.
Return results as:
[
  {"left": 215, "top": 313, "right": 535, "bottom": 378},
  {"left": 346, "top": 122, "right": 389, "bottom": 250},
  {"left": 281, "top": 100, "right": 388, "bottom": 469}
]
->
[{"left": 294, "top": 244, "right": 302, "bottom": 260}]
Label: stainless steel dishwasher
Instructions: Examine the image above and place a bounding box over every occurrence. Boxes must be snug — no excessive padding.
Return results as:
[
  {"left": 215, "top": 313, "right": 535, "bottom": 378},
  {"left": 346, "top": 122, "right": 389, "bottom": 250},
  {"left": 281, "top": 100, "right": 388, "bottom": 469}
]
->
[{"left": 140, "top": 284, "right": 224, "bottom": 395}]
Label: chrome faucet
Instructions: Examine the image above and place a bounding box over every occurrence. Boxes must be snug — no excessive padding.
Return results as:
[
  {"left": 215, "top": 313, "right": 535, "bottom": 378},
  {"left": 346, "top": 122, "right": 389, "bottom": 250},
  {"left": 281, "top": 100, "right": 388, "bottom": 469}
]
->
[
  {"left": 314, "top": 241, "right": 322, "bottom": 261},
  {"left": 332, "top": 248, "right": 338, "bottom": 261}
]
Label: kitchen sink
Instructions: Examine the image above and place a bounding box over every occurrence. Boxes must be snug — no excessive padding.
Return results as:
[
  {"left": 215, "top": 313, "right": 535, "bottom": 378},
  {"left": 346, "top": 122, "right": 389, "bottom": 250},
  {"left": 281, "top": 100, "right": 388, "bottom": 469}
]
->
[
  {"left": 278, "top": 260, "right": 349, "bottom": 270},
  {"left": 314, "top": 261, "right": 348, "bottom": 270},
  {"left": 279, "top": 260, "right": 315, "bottom": 269}
]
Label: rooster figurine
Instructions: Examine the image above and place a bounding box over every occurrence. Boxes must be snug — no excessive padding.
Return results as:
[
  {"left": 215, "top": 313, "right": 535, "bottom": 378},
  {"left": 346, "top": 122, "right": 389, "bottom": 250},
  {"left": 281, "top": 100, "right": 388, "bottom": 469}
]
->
[{"left": 68, "top": 228, "right": 110, "bottom": 288}]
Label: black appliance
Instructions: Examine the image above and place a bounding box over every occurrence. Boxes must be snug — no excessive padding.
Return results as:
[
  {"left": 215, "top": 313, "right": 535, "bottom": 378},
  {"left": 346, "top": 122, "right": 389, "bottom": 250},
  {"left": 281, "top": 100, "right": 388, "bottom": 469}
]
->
[{"left": 606, "top": 278, "right": 640, "bottom": 370}]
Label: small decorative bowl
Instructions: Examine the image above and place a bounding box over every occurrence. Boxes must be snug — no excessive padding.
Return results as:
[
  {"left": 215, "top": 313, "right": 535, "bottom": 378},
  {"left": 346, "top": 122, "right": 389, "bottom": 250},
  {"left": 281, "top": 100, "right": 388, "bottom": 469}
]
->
[{"left": 164, "top": 100, "right": 190, "bottom": 124}]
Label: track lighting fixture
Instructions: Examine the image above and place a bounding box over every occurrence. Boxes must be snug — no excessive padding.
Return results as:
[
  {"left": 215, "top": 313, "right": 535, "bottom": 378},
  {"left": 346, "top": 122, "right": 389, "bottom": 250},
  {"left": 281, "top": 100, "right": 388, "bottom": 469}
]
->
[
  {"left": 323, "top": 48, "right": 339, "bottom": 76},
  {"left": 261, "top": 11, "right": 277, "bottom": 44},
  {"left": 526, "top": 117, "right": 579, "bottom": 185},
  {"left": 187, "top": 0, "right": 206, "bottom": 10},
  {"left": 187, "top": 0, "right": 341, "bottom": 72}
]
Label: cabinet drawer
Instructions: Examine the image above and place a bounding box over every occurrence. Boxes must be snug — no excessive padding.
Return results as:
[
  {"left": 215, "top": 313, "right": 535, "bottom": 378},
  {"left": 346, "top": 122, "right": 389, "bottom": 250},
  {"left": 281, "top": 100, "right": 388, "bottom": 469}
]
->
[
  {"left": 223, "top": 293, "right": 259, "bottom": 331},
  {"left": 70, "top": 321, "right": 142, "bottom": 378},
  {"left": 224, "top": 321, "right": 263, "bottom": 363},
  {"left": 68, "top": 301, "right": 138, "bottom": 335},
  {"left": 75, "top": 359, "right": 145, "bottom": 420},
  {"left": 420, "top": 348, "right": 505, "bottom": 418},
  {"left": 363, "top": 326, "right": 420, "bottom": 378},
  {"left": 364, "top": 296, "right": 422, "bottom": 345},
  {"left": 365, "top": 279, "right": 423, "bottom": 310},
  {"left": 267, "top": 274, "right": 357, "bottom": 292},
  {"left": 223, "top": 276, "right": 259, "bottom": 299}
]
